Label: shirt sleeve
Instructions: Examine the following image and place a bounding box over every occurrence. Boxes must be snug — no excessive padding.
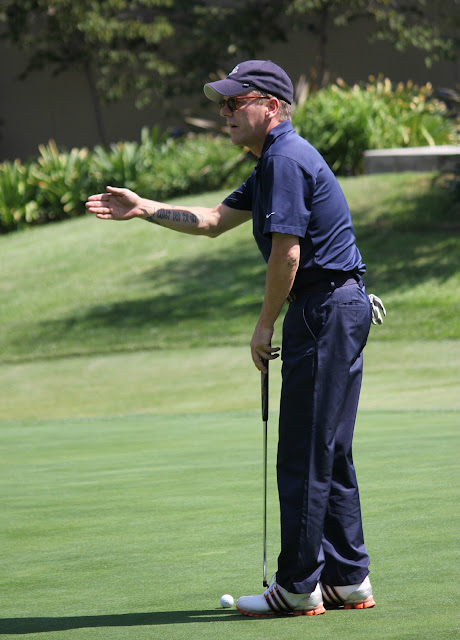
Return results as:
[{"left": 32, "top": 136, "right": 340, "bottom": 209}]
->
[
  {"left": 261, "top": 155, "right": 314, "bottom": 237},
  {"left": 222, "top": 169, "right": 255, "bottom": 211}
]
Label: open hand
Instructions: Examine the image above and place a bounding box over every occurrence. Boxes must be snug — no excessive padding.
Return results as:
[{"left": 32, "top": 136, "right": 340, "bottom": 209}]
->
[{"left": 86, "top": 186, "right": 141, "bottom": 220}]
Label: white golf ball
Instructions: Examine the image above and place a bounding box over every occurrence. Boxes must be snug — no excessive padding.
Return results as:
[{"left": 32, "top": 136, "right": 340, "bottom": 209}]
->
[{"left": 220, "top": 593, "right": 234, "bottom": 608}]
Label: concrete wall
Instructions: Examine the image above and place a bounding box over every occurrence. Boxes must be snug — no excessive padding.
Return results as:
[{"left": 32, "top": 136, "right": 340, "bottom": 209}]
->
[
  {"left": 269, "top": 20, "right": 460, "bottom": 89},
  {"left": 1, "top": 16, "right": 458, "bottom": 162}
]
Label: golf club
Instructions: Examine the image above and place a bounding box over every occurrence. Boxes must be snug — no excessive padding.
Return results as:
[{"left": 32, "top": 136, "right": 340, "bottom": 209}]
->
[{"left": 261, "top": 359, "right": 269, "bottom": 588}]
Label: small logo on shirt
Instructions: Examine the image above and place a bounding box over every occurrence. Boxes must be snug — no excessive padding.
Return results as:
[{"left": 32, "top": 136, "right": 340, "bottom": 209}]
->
[{"left": 266, "top": 211, "right": 276, "bottom": 218}]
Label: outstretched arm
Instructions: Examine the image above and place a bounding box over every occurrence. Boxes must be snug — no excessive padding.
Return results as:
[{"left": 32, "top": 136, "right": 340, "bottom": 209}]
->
[{"left": 85, "top": 186, "right": 251, "bottom": 237}]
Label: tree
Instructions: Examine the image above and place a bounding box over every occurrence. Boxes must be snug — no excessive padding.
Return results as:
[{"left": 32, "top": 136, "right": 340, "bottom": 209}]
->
[
  {"left": 285, "top": 0, "right": 460, "bottom": 87},
  {"left": 0, "top": 0, "right": 285, "bottom": 142},
  {"left": 0, "top": 0, "right": 458, "bottom": 138}
]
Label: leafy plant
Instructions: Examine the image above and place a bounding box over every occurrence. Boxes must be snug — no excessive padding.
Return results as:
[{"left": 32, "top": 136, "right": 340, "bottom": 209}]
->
[
  {"left": 89, "top": 127, "right": 254, "bottom": 201},
  {"left": 89, "top": 140, "right": 144, "bottom": 191},
  {"left": 29, "top": 140, "right": 93, "bottom": 221},
  {"left": 0, "top": 159, "right": 39, "bottom": 232},
  {"left": 0, "top": 129, "right": 254, "bottom": 235},
  {"left": 136, "top": 133, "right": 254, "bottom": 200},
  {"left": 89, "top": 126, "right": 171, "bottom": 193},
  {"left": 292, "top": 76, "right": 458, "bottom": 174}
]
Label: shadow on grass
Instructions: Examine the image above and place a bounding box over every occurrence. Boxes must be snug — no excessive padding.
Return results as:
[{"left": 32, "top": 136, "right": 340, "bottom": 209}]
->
[
  {"left": 344, "top": 174, "right": 459, "bottom": 292},
  {"left": 9, "top": 175, "right": 459, "bottom": 358},
  {"left": 88, "top": 250, "right": 265, "bottom": 326},
  {"left": 27, "top": 246, "right": 266, "bottom": 348},
  {"left": 0, "top": 610, "right": 251, "bottom": 633},
  {"left": 357, "top": 232, "right": 459, "bottom": 293},
  {"left": 45, "top": 219, "right": 458, "bottom": 333}
]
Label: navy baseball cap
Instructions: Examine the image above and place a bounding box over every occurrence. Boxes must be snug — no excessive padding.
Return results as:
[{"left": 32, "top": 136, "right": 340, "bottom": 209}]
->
[{"left": 204, "top": 60, "right": 294, "bottom": 104}]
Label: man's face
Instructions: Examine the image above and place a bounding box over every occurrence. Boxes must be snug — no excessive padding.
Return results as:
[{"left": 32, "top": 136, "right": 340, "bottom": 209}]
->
[{"left": 218, "top": 93, "right": 272, "bottom": 153}]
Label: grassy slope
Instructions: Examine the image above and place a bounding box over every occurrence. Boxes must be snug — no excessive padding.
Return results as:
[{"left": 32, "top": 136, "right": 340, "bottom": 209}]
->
[{"left": 1, "top": 172, "right": 459, "bottom": 365}]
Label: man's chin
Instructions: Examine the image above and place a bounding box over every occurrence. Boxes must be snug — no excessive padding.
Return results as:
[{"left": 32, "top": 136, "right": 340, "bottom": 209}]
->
[{"left": 229, "top": 130, "right": 245, "bottom": 147}]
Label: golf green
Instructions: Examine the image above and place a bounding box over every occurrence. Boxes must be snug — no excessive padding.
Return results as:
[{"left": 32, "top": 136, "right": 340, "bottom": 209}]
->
[{"left": 1, "top": 408, "right": 458, "bottom": 639}]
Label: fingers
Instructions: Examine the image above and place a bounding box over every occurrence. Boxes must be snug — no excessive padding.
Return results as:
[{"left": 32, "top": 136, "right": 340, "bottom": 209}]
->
[
  {"left": 86, "top": 187, "right": 124, "bottom": 198},
  {"left": 85, "top": 202, "right": 113, "bottom": 216},
  {"left": 85, "top": 192, "right": 114, "bottom": 216},
  {"left": 95, "top": 213, "right": 114, "bottom": 219},
  {"left": 87, "top": 193, "right": 111, "bottom": 201},
  {"left": 250, "top": 324, "right": 279, "bottom": 371},
  {"left": 106, "top": 185, "right": 125, "bottom": 195},
  {"left": 251, "top": 346, "right": 280, "bottom": 372}
]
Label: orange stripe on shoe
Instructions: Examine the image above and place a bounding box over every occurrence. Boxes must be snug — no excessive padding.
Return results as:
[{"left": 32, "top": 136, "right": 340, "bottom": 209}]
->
[
  {"left": 293, "top": 603, "right": 326, "bottom": 616},
  {"left": 344, "top": 596, "right": 376, "bottom": 610},
  {"left": 236, "top": 606, "right": 276, "bottom": 618}
]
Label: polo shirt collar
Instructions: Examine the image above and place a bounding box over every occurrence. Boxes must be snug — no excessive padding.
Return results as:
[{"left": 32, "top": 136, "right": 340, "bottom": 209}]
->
[{"left": 260, "top": 120, "right": 294, "bottom": 157}]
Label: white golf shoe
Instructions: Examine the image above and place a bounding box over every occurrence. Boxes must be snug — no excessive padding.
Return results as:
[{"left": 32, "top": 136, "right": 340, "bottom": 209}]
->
[
  {"left": 320, "top": 576, "right": 376, "bottom": 609},
  {"left": 236, "top": 581, "right": 325, "bottom": 618}
]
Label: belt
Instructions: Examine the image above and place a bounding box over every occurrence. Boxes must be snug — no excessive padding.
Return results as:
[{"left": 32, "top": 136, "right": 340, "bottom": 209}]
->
[{"left": 287, "top": 275, "right": 360, "bottom": 304}]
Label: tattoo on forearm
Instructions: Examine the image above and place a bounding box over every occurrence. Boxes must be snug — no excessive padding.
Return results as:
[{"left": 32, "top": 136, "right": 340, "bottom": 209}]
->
[
  {"left": 142, "top": 207, "right": 202, "bottom": 226},
  {"left": 142, "top": 209, "right": 161, "bottom": 225},
  {"left": 156, "top": 209, "right": 171, "bottom": 220}
]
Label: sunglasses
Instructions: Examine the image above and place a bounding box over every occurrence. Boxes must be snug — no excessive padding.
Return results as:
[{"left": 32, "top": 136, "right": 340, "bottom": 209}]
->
[{"left": 218, "top": 95, "right": 270, "bottom": 112}]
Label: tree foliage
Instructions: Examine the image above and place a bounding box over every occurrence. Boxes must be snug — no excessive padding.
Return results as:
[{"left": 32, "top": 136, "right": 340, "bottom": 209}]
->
[
  {"left": 0, "top": 0, "right": 285, "bottom": 107},
  {"left": 286, "top": 0, "right": 460, "bottom": 85},
  {"left": 0, "top": 0, "right": 458, "bottom": 111}
]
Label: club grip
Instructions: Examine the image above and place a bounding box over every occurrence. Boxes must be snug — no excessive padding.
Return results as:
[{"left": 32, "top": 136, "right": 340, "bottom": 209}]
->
[{"left": 261, "top": 360, "right": 269, "bottom": 422}]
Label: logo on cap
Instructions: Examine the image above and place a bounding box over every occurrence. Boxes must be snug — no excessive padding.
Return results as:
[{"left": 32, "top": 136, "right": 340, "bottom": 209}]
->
[{"left": 229, "top": 65, "right": 239, "bottom": 76}]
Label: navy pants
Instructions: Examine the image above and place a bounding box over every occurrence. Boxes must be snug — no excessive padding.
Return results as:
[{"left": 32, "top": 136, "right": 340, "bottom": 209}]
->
[{"left": 276, "top": 280, "right": 372, "bottom": 593}]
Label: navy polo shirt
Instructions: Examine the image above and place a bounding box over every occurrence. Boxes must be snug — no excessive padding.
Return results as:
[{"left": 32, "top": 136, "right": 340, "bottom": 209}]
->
[{"left": 223, "top": 121, "right": 365, "bottom": 280}]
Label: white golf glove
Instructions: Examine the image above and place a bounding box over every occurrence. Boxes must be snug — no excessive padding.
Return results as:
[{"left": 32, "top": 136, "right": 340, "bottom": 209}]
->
[{"left": 368, "top": 294, "right": 386, "bottom": 325}]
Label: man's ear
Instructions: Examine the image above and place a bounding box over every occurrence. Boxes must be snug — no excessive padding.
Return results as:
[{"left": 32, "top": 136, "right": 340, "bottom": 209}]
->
[{"left": 266, "top": 97, "right": 280, "bottom": 120}]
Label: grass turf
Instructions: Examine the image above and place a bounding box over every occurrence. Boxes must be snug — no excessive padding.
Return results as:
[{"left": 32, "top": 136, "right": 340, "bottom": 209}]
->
[
  {"left": 0, "top": 410, "right": 458, "bottom": 639},
  {"left": 0, "top": 341, "right": 459, "bottom": 421},
  {"left": 1, "top": 173, "right": 459, "bottom": 364},
  {"left": 1, "top": 172, "right": 459, "bottom": 638}
]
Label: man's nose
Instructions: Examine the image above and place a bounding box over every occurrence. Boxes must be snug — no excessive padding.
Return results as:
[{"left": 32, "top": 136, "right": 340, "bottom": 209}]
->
[{"left": 219, "top": 103, "right": 233, "bottom": 117}]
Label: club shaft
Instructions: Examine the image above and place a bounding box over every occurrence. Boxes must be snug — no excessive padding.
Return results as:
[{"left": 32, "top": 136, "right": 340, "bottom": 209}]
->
[
  {"left": 261, "top": 360, "right": 269, "bottom": 587},
  {"left": 263, "top": 417, "right": 268, "bottom": 587}
]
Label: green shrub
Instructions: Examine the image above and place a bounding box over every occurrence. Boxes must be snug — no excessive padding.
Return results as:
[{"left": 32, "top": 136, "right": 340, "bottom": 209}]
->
[
  {"left": 89, "top": 127, "right": 253, "bottom": 201},
  {"left": 89, "top": 127, "right": 169, "bottom": 192},
  {"left": 292, "top": 76, "right": 458, "bottom": 175},
  {"left": 0, "top": 129, "right": 254, "bottom": 234},
  {"left": 136, "top": 132, "right": 254, "bottom": 200},
  {"left": 90, "top": 140, "right": 145, "bottom": 193},
  {"left": 0, "top": 159, "right": 39, "bottom": 232},
  {"left": 29, "top": 140, "right": 94, "bottom": 222}
]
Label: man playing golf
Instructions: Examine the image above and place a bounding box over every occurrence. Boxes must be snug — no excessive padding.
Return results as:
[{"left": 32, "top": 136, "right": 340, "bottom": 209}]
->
[{"left": 86, "top": 59, "right": 383, "bottom": 617}]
